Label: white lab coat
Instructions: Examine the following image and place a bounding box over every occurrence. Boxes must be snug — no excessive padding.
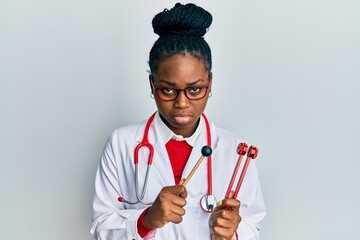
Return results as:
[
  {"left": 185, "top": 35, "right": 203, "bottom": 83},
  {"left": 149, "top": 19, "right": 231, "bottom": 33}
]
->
[{"left": 91, "top": 115, "right": 266, "bottom": 240}]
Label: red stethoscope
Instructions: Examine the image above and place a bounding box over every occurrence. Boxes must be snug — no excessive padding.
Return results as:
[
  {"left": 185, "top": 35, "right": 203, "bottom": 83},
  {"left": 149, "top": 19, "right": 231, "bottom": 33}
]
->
[{"left": 118, "top": 111, "right": 217, "bottom": 212}]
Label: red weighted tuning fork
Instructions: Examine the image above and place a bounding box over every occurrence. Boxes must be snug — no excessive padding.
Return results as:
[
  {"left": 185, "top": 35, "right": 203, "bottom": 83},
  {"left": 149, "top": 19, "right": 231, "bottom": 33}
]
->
[
  {"left": 233, "top": 145, "right": 258, "bottom": 199},
  {"left": 225, "top": 144, "right": 259, "bottom": 199},
  {"left": 224, "top": 143, "right": 248, "bottom": 198}
]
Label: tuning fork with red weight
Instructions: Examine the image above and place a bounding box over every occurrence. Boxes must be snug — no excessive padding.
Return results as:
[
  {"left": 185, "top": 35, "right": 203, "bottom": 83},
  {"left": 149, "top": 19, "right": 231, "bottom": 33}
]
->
[{"left": 225, "top": 143, "right": 259, "bottom": 199}]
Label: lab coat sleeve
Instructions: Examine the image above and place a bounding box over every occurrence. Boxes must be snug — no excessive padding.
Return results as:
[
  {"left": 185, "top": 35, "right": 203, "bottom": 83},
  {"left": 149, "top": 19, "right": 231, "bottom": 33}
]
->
[
  {"left": 90, "top": 133, "right": 147, "bottom": 240},
  {"left": 235, "top": 159, "right": 266, "bottom": 240}
]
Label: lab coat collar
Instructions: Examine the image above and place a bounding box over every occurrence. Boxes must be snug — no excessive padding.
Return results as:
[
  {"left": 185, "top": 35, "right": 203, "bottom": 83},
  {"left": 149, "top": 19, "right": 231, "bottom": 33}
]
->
[
  {"left": 155, "top": 111, "right": 203, "bottom": 147},
  {"left": 134, "top": 112, "right": 215, "bottom": 148}
]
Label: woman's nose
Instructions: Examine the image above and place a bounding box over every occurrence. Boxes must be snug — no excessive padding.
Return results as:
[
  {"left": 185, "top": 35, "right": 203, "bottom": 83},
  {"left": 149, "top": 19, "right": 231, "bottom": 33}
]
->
[{"left": 174, "top": 90, "right": 190, "bottom": 108}]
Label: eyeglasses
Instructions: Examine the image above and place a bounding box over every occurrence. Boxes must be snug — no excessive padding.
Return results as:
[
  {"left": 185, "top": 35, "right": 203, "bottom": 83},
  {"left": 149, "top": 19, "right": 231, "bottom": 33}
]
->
[{"left": 151, "top": 81, "right": 210, "bottom": 101}]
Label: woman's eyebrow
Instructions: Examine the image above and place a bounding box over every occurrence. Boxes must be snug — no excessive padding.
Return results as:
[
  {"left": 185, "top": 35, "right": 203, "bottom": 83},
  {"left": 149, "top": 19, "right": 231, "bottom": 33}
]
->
[
  {"left": 158, "top": 80, "right": 176, "bottom": 86},
  {"left": 186, "top": 79, "right": 204, "bottom": 86},
  {"left": 158, "top": 79, "right": 205, "bottom": 86}
]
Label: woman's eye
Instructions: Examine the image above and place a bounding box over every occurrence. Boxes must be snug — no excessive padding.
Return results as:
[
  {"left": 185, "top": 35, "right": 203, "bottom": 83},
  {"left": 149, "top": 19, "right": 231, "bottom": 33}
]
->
[
  {"left": 162, "top": 88, "right": 175, "bottom": 94},
  {"left": 189, "top": 87, "right": 201, "bottom": 93}
]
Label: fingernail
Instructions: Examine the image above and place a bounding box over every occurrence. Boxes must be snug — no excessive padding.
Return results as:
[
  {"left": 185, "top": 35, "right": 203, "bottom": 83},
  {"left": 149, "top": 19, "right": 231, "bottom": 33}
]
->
[{"left": 216, "top": 200, "right": 222, "bottom": 206}]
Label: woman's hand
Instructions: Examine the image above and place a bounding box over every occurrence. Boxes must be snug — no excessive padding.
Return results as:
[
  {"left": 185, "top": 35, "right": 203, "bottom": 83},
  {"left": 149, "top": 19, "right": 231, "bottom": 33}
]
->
[
  {"left": 143, "top": 184, "right": 187, "bottom": 229},
  {"left": 209, "top": 192, "right": 241, "bottom": 240}
]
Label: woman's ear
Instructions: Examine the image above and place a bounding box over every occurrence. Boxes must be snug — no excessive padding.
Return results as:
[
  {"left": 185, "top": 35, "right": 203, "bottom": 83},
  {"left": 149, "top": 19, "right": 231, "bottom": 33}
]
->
[
  {"left": 208, "top": 72, "right": 213, "bottom": 90},
  {"left": 149, "top": 75, "right": 154, "bottom": 94}
]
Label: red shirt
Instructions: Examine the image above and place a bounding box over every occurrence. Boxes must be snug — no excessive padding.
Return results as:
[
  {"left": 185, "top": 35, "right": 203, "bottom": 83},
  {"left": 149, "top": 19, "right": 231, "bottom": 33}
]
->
[{"left": 137, "top": 139, "right": 192, "bottom": 237}]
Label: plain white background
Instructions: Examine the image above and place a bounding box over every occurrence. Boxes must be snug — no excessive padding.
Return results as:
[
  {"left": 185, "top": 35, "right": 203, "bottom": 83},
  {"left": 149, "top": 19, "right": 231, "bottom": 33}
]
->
[{"left": 1, "top": 0, "right": 359, "bottom": 239}]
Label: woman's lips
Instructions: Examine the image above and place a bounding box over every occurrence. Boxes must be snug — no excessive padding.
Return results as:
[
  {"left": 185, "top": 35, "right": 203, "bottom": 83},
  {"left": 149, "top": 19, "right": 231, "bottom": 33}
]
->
[{"left": 173, "top": 114, "right": 192, "bottom": 124}]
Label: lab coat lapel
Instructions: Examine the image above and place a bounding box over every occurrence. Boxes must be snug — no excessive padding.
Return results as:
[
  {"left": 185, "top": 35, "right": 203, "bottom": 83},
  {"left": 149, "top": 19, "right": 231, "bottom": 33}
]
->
[
  {"left": 152, "top": 140, "right": 175, "bottom": 186},
  {"left": 140, "top": 115, "right": 175, "bottom": 186}
]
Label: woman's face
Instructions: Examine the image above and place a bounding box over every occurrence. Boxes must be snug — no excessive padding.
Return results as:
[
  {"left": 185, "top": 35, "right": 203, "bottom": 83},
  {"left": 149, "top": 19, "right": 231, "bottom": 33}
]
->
[{"left": 151, "top": 53, "right": 212, "bottom": 138}]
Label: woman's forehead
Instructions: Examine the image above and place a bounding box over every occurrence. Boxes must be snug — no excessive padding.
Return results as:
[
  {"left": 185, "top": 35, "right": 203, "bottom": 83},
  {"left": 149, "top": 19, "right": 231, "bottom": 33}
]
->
[{"left": 155, "top": 54, "right": 208, "bottom": 78}]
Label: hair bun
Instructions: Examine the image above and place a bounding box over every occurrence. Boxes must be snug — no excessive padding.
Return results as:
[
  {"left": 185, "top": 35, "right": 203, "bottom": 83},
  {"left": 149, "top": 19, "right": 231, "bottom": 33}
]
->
[{"left": 152, "top": 3, "right": 213, "bottom": 37}]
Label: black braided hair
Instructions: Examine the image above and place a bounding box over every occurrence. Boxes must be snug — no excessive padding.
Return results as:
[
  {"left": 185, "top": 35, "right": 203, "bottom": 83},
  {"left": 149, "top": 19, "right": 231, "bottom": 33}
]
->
[{"left": 149, "top": 3, "right": 213, "bottom": 75}]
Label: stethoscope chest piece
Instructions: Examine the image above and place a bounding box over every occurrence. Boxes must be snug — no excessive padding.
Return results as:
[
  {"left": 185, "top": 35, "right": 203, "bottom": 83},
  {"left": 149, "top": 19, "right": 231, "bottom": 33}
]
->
[{"left": 200, "top": 194, "right": 217, "bottom": 212}]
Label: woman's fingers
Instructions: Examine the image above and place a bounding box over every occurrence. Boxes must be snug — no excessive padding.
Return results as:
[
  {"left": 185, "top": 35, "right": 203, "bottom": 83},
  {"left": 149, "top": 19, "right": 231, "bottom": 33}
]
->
[
  {"left": 144, "top": 184, "right": 187, "bottom": 228},
  {"left": 209, "top": 197, "right": 241, "bottom": 240},
  {"left": 210, "top": 225, "right": 235, "bottom": 240},
  {"left": 159, "top": 185, "right": 187, "bottom": 207},
  {"left": 209, "top": 215, "right": 239, "bottom": 240}
]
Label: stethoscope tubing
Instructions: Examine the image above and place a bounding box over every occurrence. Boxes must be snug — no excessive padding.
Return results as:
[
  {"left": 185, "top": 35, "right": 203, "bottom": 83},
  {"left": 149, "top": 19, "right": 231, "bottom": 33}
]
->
[
  {"left": 121, "top": 164, "right": 153, "bottom": 205},
  {"left": 119, "top": 112, "right": 214, "bottom": 208},
  {"left": 125, "top": 112, "right": 156, "bottom": 205},
  {"left": 201, "top": 113, "right": 212, "bottom": 195}
]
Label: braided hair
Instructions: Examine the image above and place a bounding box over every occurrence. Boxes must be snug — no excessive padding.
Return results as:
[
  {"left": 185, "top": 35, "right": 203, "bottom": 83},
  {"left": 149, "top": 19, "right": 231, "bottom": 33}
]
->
[{"left": 148, "top": 3, "right": 213, "bottom": 75}]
